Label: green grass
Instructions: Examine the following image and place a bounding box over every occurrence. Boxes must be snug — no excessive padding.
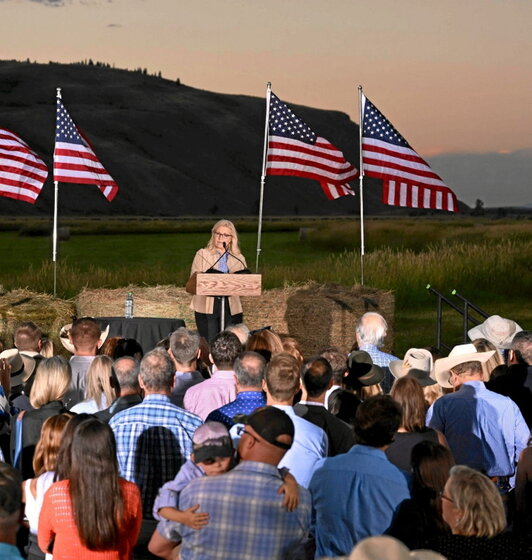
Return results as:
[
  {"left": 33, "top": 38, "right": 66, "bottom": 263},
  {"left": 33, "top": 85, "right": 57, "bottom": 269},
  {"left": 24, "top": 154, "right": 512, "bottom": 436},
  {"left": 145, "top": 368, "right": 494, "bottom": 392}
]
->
[{"left": 1, "top": 217, "right": 530, "bottom": 356}]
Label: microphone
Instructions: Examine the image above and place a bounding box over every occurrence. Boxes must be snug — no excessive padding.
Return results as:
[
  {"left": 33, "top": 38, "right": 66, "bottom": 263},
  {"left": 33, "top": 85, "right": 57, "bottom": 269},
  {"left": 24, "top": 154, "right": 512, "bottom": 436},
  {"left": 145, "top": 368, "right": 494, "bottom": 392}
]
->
[
  {"left": 205, "top": 243, "right": 230, "bottom": 273},
  {"left": 224, "top": 242, "right": 251, "bottom": 274}
]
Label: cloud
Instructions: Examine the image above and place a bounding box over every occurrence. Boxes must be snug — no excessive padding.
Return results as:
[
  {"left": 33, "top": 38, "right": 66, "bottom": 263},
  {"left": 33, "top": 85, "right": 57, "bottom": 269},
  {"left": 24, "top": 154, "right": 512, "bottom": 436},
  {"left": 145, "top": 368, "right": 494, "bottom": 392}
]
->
[{"left": 30, "top": 0, "right": 65, "bottom": 5}]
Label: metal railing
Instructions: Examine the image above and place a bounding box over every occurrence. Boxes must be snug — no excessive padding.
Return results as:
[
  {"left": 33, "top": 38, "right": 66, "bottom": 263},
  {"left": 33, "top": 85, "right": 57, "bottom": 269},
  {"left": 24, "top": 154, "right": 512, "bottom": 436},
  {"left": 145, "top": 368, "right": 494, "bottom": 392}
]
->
[{"left": 426, "top": 285, "right": 490, "bottom": 352}]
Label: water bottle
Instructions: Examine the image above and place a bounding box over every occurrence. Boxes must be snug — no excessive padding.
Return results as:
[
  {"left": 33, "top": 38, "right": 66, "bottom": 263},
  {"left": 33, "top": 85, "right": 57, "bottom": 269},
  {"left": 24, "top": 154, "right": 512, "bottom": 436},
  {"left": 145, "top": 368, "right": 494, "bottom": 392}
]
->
[{"left": 125, "top": 292, "right": 134, "bottom": 318}]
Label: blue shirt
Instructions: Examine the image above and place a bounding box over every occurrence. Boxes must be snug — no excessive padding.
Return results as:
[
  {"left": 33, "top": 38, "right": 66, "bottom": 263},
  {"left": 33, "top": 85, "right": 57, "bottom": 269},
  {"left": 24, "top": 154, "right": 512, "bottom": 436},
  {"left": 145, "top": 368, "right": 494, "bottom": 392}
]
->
[
  {"left": 110, "top": 393, "right": 203, "bottom": 517},
  {"left": 309, "top": 445, "right": 410, "bottom": 557},
  {"left": 275, "top": 405, "right": 328, "bottom": 488},
  {"left": 0, "top": 543, "right": 24, "bottom": 560},
  {"left": 206, "top": 391, "right": 266, "bottom": 428},
  {"left": 427, "top": 381, "right": 530, "bottom": 478},
  {"left": 178, "top": 461, "right": 311, "bottom": 560}
]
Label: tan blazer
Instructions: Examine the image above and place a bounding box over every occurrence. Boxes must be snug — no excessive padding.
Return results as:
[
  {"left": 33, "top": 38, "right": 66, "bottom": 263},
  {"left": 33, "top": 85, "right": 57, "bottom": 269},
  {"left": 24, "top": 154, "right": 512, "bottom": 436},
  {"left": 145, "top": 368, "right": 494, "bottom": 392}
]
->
[{"left": 188, "top": 248, "right": 247, "bottom": 315}]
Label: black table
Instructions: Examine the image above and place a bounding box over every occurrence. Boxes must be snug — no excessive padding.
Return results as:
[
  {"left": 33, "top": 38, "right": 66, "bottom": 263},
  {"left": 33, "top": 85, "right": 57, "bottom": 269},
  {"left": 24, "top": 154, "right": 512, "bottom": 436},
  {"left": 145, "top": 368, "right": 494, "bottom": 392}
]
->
[{"left": 95, "top": 317, "right": 186, "bottom": 354}]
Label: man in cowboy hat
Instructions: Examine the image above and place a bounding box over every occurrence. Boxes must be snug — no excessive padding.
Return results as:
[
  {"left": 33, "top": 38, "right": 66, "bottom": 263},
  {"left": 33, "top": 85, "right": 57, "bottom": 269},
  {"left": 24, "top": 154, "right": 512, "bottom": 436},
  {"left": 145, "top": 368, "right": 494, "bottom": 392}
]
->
[
  {"left": 427, "top": 344, "right": 529, "bottom": 491},
  {"left": 468, "top": 314, "right": 522, "bottom": 352},
  {"left": 0, "top": 348, "right": 36, "bottom": 413},
  {"left": 488, "top": 330, "right": 532, "bottom": 427}
]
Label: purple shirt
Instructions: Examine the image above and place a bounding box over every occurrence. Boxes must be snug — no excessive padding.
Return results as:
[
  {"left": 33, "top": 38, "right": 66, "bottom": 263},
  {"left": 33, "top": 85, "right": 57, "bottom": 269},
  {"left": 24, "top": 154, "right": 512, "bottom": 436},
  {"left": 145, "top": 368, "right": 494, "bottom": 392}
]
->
[
  {"left": 153, "top": 459, "right": 204, "bottom": 519},
  {"left": 184, "top": 370, "right": 237, "bottom": 420}
]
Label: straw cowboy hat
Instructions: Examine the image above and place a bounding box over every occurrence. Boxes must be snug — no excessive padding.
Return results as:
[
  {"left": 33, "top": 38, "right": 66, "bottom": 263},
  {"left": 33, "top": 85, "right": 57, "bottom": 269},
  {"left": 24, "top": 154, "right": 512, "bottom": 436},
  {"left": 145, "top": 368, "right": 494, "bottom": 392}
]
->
[
  {"left": 389, "top": 348, "right": 435, "bottom": 383},
  {"left": 345, "top": 351, "right": 384, "bottom": 388},
  {"left": 468, "top": 315, "right": 522, "bottom": 350},
  {"left": 433, "top": 343, "right": 495, "bottom": 388},
  {"left": 0, "top": 348, "right": 36, "bottom": 386},
  {"left": 345, "top": 536, "right": 447, "bottom": 560},
  {"left": 59, "top": 321, "right": 110, "bottom": 354}
]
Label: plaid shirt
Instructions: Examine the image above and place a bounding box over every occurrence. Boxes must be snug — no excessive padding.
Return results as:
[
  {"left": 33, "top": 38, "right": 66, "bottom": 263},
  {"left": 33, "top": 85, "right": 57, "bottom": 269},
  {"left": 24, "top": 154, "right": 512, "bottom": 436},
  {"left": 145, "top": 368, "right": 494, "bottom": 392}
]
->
[
  {"left": 110, "top": 393, "right": 202, "bottom": 517},
  {"left": 178, "top": 461, "right": 311, "bottom": 560},
  {"left": 359, "top": 344, "right": 399, "bottom": 393}
]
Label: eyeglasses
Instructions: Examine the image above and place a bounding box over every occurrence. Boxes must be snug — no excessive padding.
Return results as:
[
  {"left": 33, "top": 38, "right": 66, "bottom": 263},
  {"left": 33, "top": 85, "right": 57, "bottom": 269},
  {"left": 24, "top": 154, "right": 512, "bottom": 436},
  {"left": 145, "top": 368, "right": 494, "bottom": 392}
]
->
[
  {"left": 439, "top": 491, "right": 454, "bottom": 504},
  {"left": 214, "top": 232, "right": 232, "bottom": 239},
  {"left": 236, "top": 425, "right": 261, "bottom": 444}
]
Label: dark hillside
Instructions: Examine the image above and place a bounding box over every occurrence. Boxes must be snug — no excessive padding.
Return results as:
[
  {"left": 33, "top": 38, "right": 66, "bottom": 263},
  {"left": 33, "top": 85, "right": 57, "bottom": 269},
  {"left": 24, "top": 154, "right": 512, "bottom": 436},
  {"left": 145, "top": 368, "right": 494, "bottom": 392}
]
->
[{"left": 0, "top": 60, "right": 409, "bottom": 216}]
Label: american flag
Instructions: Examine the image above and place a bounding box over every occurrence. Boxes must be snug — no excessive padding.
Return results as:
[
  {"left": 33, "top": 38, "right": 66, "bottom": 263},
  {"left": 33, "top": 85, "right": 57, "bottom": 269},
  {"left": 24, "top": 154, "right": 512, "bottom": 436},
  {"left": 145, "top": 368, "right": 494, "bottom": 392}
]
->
[
  {"left": 266, "top": 92, "right": 358, "bottom": 200},
  {"left": 54, "top": 99, "right": 119, "bottom": 202},
  {"left": 0, "top": 128, "right": 48, "bottom": 204},
  {"left": 362, "top": 95, "right": 458, "bottom": 212}
]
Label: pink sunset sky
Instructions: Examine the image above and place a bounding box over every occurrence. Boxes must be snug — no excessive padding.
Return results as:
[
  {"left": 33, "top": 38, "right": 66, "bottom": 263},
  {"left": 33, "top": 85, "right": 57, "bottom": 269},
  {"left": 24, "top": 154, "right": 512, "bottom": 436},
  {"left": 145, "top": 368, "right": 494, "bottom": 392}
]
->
[{"left": 1, "top": 0, "right": 531, "bottom": 206}]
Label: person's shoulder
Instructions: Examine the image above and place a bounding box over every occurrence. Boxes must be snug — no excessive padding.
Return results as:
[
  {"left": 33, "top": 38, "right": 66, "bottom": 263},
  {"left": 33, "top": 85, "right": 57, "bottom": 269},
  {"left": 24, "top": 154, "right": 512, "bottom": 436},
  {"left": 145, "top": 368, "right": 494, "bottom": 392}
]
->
[
  {"left": 119, "top": 477, "right": 141, "bottom": 496},
  {"left": 292, "top": 412, "right": 327, "bottom": 438}
]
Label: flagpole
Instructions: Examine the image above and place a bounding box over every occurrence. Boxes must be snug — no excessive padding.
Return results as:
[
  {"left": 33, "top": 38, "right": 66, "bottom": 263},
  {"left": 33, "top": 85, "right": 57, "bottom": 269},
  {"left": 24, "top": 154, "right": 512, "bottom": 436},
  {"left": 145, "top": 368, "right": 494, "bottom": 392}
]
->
[
  {"left": 358, "top": 85, "right": 365, "bottom": 286},
  {"left": 52, "top": 88, "right": 62, "bottom": 297},
  {"left": 255, "top": 82, "right": 272, "bottom": 272}
]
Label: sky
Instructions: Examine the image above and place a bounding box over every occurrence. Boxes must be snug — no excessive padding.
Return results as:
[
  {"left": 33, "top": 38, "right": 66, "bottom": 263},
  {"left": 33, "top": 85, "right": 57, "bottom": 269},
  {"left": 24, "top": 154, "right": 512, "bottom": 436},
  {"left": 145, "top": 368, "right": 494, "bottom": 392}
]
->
[{"left": 1, "top": 0, "right": 531, "bottom": 206}]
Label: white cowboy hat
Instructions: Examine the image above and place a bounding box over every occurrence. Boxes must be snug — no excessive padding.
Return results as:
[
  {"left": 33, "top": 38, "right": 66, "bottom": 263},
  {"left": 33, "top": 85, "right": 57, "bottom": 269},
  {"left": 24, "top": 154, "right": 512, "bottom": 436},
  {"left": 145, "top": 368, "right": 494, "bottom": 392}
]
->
[
  {"left": 389, "top": 348, "right": 434, "bottom": 380},
  {"left": 59, "top": 321, "right": 110, "bottom": 354},
  {"left": 0, "top": 348, "right": 36, "bottom": 386},
  {"left": 434, "top": 343, "right": 495, "bottom": 388},
  {"left": 468, "top": 315, "right": 522, "bottom": 350},
  {"left": 348, "top": 536, "right": 447, "bottom": 560}
]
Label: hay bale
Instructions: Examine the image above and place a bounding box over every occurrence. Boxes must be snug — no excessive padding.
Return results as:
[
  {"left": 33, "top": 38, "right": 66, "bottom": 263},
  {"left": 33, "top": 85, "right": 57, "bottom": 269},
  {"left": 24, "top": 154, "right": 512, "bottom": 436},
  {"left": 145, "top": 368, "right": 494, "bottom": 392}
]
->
[
  {"left": 76, "top": 283, "right": 395, "bottom": 357},
  {"left": 0, "top": 289, "right": 76, "bottom": 353},
  {"left": 76, "top": 285, "right": 196, "bottom": 327},
  {"left": 242, "top": 282, "right": 395, "bottom": 356}
]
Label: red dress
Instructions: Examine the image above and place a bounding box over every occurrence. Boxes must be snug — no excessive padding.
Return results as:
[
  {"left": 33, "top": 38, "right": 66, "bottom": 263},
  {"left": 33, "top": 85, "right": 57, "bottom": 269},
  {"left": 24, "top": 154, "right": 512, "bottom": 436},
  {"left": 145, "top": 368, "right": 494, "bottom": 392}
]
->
[{"left": 38, "top": 478, "right": 142, "bottom": 560}]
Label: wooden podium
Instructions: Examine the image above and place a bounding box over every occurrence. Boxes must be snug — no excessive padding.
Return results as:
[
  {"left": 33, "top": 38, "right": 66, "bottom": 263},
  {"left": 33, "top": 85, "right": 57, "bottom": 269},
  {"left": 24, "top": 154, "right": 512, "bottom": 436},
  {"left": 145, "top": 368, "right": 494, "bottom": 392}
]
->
[{"left": 186, "top": 272, "right": 262, "bottom": 330}]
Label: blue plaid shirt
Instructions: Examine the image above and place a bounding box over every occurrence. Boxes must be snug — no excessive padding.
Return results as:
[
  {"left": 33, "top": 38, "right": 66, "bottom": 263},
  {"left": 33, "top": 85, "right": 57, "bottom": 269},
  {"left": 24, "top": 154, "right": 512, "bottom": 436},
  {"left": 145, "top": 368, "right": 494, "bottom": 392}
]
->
[
  {"left": 178, "top": 460, "right": 311, "bottom": 560},
  {"left": 205, "top": 391, "right": 266, "bottom": 428},
  {"left": 110, "top": 393, "right": 203, "bottom": 517},
  {"left": 359, "top": 344, "right": 399, "bottom": 393}
]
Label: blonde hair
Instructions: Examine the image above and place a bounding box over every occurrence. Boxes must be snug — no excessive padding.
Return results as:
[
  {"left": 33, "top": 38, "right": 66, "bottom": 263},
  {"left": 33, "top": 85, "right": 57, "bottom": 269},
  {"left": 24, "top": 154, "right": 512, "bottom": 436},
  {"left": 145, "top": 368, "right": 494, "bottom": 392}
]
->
[
  {"left": 246, "top": 329, "right": 284, "bottom": 360},
  {"left": 32, "top": 413, "right": 72, "bottom": 476},
  {"left": 447, "top": 465, "right": 506, "bottom": 537},
  {"left": 84, "top": 355, "right": 115, "bottom": 409},
  {"left": 357, "top": 384, "right": 383, "bottom": 401},
  {"left": 40, "top": 339, "right": 54, "bottom": 358},
  {"left": 206, "top": 219, "right": 241, "bottom": 255},
  {"left": 30, "top": 356, "right": 71, "bottom": 408},
  {"left": 280, "top": 335, "right": 304, "bottom": 366},
  {"left": 423, "top": 383, "right": 443, "bottom": 407},
  {"left": 471, "top": 338, "right": 504, "bottom": 378}
]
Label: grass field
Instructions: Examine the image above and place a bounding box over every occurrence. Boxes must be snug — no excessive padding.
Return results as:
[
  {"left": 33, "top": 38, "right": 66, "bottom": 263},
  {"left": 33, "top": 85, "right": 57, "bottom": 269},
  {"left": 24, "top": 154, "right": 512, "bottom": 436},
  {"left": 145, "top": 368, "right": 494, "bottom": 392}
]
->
[{"left": 1, "top": 217, "right": 530, "bottom": 355}]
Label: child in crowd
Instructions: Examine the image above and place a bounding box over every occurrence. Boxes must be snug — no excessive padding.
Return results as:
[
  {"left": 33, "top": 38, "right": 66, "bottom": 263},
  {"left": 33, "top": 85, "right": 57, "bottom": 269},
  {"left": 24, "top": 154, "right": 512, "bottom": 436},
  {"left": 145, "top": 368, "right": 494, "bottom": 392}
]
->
[{"left": 148, "top": 421, "right": 298, "bottom": 560}]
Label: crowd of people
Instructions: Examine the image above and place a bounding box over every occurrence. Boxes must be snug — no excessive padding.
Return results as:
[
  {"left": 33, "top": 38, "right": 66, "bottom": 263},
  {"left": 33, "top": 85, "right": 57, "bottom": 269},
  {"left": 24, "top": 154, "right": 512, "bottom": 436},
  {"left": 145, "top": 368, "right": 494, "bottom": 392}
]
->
[{"left": 0, "top": 302, "right": 531, "bottom": 559}]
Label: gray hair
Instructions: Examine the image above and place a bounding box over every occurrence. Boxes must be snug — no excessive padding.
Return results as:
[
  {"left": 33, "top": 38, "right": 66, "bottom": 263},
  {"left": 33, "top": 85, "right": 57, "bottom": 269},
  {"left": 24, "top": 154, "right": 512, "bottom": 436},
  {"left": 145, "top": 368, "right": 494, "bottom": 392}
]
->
[
  {"left": 169, "top": 327, "right": 200, "bottom": 365},
  {"left": 234, "top": 351, "right": 266, "bottom": 389},
  {"left": 113, "top": 356, "right": 140, "bottom": 391},
  {"left": 512, "top": 330, "right": 532, "bottom": 365},
  {"left": 356, "top": 312, "right": 388, "bottom": 348},
  {"left": 226, "top": 323, "right": 251, "bottom": 345},
  {"left": 140, "top": 348, "right": 174, "bottom": 392}
]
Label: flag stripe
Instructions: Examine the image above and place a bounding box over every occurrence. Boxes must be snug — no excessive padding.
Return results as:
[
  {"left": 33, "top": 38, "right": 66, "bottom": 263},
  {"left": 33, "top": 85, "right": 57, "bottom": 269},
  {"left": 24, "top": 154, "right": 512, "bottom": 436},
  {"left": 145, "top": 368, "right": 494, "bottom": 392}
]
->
[
  {"left": 266, "top": 92, "right": 358, "bottom": 200},
  {"left": 269, "top": 139, "right": 354, "bottom": 165},
  {"left": 53, "top": 99, "right": 119, "bottom": 202},
  {"left": 268, "top": 155, "right": 357, "bottom": 180},
  {"left": 362, "top": 95, "right": 458, "bottom": 212},
  {"left": 0, "top": 127, "right": 47, "bottom": 204}
]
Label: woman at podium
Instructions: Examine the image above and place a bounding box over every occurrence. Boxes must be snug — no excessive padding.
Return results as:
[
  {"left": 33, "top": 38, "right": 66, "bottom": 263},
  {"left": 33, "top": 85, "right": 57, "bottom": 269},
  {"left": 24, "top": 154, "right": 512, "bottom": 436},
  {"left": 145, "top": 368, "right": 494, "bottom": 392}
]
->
[{"left": 188, "top": 219, "right": 248, "bottom": 342}]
